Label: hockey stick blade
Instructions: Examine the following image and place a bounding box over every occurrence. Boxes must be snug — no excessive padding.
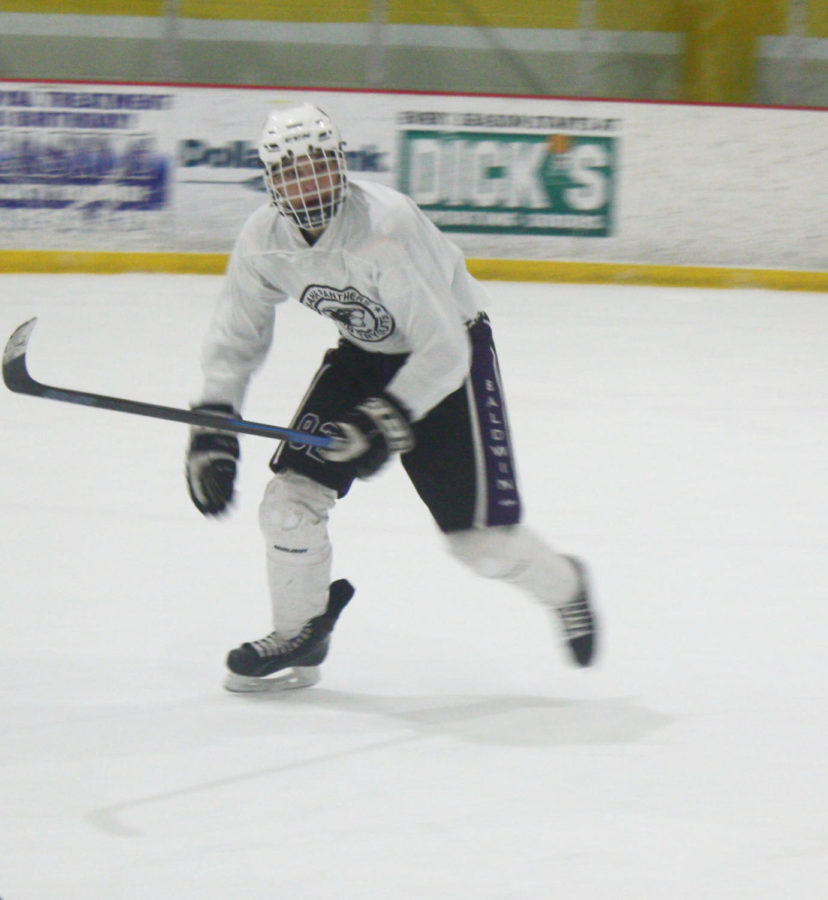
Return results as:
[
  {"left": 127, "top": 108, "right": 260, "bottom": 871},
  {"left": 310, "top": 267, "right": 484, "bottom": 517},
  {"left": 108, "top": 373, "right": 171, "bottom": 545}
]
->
[{"left": 2, "top": 318, "right": 337, "bottom": 448}]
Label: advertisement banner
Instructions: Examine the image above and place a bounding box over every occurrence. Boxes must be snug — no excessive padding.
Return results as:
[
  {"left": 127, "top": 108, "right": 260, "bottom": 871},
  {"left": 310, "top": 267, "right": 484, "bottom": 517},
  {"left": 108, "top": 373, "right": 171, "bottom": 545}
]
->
[
  {"left": 398, "top": 129, "right": 615, "bottom": 236},
  {"left": 167, "top": 89, "right": 623, "bottom": 254},
  {"left": 0, "top": 83, "right": 626, "bottom": 254},
  {"left": 0, "top": 86, "right": 175, "bottom": 245}
]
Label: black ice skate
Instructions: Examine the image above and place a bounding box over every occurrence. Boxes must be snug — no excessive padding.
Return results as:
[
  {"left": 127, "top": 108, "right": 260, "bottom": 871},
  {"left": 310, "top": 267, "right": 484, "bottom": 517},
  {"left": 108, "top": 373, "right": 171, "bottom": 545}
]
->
[
  {"left": 223, "top": 579, "right": 354, "bottom": 693},
  {"left": 555, "top": 557, "right": 597, "bottom": 667}
]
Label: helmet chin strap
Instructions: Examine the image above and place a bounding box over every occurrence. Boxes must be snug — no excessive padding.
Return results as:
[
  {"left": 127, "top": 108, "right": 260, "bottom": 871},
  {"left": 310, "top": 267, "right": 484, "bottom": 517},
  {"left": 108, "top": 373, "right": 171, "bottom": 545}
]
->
[{"left": 289, "top": 200, "right": 330, "bottom": 231}]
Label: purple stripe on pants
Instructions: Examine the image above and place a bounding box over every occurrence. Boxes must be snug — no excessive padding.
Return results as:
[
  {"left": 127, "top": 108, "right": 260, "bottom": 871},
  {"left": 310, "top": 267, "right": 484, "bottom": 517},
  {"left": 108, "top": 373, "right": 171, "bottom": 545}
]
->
[{"left": 468, "top": 314, "right": 522, "bottom": 527}]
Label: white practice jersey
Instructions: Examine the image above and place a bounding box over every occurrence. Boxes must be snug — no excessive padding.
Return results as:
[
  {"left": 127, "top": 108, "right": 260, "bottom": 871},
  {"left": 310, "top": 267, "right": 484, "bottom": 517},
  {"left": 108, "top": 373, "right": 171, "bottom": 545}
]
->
[{"left": 199, "top": 180, "right": 489, "bottom": 421}]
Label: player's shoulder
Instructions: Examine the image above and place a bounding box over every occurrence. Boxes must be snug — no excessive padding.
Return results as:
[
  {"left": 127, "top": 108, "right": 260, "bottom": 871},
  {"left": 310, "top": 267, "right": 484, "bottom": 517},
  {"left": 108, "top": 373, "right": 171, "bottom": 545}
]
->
[
  {"left": 349, "top": 179, "right": 409, "bottom": 206},
  {"left": 236, "top": 202, "right": 280, "bottom": 248},
  {"left": 348, "top": 180, "right": 424, "bottom": 231}
]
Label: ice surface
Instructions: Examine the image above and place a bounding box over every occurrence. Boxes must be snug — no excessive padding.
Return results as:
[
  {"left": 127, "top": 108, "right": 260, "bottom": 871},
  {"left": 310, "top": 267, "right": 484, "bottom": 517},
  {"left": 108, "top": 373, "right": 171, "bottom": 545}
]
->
[{"left": 1, "top": 274, "right": 827, "bottom": 898}]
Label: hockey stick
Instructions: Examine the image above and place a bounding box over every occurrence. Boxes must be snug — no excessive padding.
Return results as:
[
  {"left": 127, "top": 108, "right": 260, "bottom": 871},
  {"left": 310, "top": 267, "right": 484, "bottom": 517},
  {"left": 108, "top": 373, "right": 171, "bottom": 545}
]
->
[{"left": 2, "top": 318, "right": 337, "bottom": 449}]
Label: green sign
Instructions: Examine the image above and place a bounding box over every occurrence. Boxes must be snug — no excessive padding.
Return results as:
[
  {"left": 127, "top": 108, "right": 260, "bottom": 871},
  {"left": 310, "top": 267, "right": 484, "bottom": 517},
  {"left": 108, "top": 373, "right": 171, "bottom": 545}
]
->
[{"left": 398, "top": 129, "right": 616, "bottom": 236}]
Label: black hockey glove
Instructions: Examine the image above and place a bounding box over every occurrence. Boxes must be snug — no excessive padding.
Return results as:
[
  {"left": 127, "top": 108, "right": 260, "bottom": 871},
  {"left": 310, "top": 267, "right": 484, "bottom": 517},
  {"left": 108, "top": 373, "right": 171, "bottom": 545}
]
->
[
  {"left": 321, "top": 393, "right": 414, "bottom": 478},
  {"left": 185, "top": 403, "right": 240, "bottom": 516}
]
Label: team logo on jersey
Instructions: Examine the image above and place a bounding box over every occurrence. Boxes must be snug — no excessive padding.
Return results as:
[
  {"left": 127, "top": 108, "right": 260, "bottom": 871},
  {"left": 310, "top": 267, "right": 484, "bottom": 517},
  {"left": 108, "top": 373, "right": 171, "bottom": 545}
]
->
[{"left": 300, "top": 285, "right": 395, "bottom": 342}]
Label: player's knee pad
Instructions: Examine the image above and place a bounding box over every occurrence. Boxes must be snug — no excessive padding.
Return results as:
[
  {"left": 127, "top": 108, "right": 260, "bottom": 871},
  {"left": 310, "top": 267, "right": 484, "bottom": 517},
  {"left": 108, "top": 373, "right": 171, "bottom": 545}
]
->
[
  {"left": 259, "top": 470, "right": 336, "bottom": 559},
  {"left": 446, "top": 525, "right": 539, "bottom": 580}
]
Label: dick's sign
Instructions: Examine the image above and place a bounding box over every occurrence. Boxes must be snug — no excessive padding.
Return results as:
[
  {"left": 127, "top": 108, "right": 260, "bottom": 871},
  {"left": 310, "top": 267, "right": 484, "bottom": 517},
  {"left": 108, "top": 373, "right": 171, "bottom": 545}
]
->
[{"left": 398, "top": 129, "right": 616, "bottom": 236}]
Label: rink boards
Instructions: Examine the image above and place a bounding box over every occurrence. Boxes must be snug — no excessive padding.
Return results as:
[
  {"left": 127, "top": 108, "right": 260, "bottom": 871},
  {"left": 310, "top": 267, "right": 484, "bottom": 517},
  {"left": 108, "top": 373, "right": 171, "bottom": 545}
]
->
[{"left": 0, "top": 81, "right": 825, "bottom": 289}]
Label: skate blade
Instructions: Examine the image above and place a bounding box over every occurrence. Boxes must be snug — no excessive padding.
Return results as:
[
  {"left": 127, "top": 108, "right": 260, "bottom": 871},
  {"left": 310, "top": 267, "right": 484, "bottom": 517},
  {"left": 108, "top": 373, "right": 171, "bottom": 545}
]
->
[{"left": 223, "top": 666, "right": 321, "bottom": 693}]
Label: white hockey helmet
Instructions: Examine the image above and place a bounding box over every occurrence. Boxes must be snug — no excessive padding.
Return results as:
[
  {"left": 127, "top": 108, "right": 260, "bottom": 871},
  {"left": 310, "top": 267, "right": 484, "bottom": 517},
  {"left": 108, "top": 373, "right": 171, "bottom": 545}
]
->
[{"left": 258, "top": 102, "right": 348, "bottom": 231}]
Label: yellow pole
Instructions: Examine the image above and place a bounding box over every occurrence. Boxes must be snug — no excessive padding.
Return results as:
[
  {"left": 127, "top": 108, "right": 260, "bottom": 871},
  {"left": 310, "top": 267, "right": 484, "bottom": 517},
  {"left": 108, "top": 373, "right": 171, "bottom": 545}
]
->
[{"left": 679, "top": 0, "right": 759, "bottom": 103}]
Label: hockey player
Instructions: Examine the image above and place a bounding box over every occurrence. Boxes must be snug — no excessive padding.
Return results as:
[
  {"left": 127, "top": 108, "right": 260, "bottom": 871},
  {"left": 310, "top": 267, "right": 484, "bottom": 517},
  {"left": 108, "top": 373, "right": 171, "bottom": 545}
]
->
[{"left": 185, "top": 102, "right": 597, "bottom": 691}]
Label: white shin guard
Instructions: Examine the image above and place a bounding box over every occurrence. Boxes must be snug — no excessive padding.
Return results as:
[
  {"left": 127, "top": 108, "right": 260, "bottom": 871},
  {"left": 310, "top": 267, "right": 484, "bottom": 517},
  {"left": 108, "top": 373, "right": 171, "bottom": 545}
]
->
[
  {"left": 258, "top": 471, "right": 337, "bottom": 638},
  {"left": 446, "top": 524, "right": 578, "bottom": 608}
]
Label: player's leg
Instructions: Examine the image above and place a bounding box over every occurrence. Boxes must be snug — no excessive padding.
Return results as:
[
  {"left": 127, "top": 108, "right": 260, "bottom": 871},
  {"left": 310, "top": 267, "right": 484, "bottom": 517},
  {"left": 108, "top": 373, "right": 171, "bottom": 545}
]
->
[
  {"left": 225, "top": 347, "right": 362, "bottom": 691},
  {"left": 225, "top": 342, "right": 407, "bottom": 691},
  {"left": 445, "top": 526, "right": 596, "bottom": 666},
  {"left": 402, "top": 313, "right": 597, "bottom": 666},
  {"left": 258, "top": 469, "right": 337, "bottom": 637}
]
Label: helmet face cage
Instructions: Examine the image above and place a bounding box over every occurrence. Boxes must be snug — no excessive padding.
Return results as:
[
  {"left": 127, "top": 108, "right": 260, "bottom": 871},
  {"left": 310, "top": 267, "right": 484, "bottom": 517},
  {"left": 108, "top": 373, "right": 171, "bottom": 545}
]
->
[
  {"left": 265, "top": 147, "right": 348, "bottom": 231},
  {"left": 258, "top": 104, "right": 348, "bottom": 231}
]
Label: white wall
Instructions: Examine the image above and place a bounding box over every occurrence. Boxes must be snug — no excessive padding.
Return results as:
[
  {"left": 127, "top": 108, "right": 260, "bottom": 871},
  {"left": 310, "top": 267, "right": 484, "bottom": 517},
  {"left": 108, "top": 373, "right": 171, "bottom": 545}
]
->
[{"left": 0, "top": 82, "right": 825, "bottom": 272}]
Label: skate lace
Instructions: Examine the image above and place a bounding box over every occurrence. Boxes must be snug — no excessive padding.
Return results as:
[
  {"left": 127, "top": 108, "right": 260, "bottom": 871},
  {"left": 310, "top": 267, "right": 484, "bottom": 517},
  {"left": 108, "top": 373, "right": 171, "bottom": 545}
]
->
[
  {"left": 249, "top": 624, "right": 313, "bottom": 658},
  {"left": 557, "top": 594, "right": 593, "bottom": 639}
]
